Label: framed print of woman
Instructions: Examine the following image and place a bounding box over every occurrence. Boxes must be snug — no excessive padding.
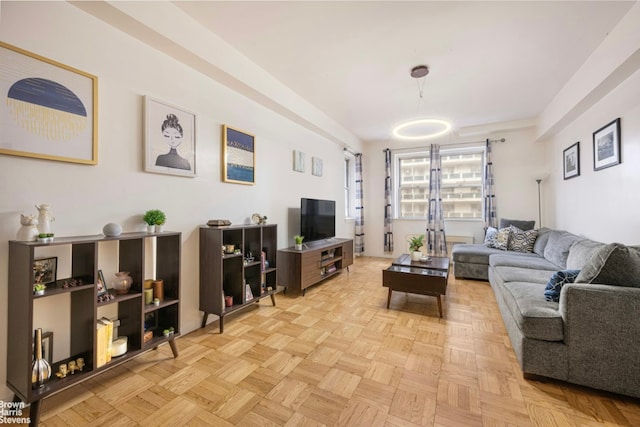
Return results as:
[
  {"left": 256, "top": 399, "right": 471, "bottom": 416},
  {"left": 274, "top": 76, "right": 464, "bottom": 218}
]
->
[{"left": 144, "top": 96, "right": 196, "bottom": 177}]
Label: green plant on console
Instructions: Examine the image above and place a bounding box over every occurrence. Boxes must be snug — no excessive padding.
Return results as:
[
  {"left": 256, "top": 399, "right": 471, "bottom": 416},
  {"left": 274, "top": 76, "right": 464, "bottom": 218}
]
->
[
  {"left": 408, "top": 235, "right": 425, "bottom": 252},
  {"left": 294, "top": 235, "right": 304, "bottom": 245},
  {"left": 143, "top": 209, "right": 166, "bottom": 226},
  {"left": 33, "top": 283, "right": 46, "bottom": 293}
]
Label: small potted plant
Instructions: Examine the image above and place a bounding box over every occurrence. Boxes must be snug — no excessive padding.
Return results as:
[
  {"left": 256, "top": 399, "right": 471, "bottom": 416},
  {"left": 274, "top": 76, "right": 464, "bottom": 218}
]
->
[
  {"left": 37, "top": 233, "right": 54, "bottom": 243},
  {"left": 294, "top": 235, "right": 304, "bottom": 251},
  {"left": 143, "top": 209, "right": 166, "bottom": 233},
  {"left": 163, "top": 329, "right": 170, "bottom": 338},
  {"left": 33, "top": 283, "right": 46, "bottom": 296},
  {"left": 408, "top": 235, "right": 425, "bottom": 261}
]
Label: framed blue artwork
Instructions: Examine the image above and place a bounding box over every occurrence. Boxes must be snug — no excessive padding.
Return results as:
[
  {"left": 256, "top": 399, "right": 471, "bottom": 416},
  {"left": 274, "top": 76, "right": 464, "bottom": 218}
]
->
[
  {"left": 222, "top": 124, "right": 255, "bottom": 185},
  {"left": 0, "top": 41, "right": 98, "bottom": 164}
]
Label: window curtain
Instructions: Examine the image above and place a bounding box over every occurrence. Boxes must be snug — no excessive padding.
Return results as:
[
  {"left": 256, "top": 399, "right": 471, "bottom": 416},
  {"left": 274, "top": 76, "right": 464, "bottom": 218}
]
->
[
  {"left": 426, "top": 144, "right": 447, "bottom": 255},
  {"left": 483, "top": 139, "right": 497, "bottom": 229},
  {"left": 383, "top": 148, "right": 394, "bottom": 253},
  {"left": 354, "top": 153, "right": 365, "bottom": 256}
]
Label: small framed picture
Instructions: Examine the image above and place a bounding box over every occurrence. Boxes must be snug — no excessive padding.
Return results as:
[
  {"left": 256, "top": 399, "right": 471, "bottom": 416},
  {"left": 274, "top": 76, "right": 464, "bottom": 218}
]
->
[
  {"left": 312, "top": 157, "right": 323, "bottom": 177},
  {"left": 222, "top": 125, "right": 255, "bottom": 184},
  {"left": 593, "top": 118, "right": 621, "bottom": 171},
  {"left": 563, "top": 142, "right": 580, "bottom": 180},
  {"left": 33, "top": 257, "right": 57, "bottom": 286},
  {"left": 293, "top": 150, "right": 305, "bottom": 173},
  {"left": 96, "top": 270, "right": 107, "bottom": 297}
]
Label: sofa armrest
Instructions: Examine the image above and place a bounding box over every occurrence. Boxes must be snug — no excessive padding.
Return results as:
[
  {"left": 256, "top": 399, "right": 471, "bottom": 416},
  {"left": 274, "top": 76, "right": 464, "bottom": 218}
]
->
[{"left": 559, "top": 283, "right": 640, "bottom": 397}]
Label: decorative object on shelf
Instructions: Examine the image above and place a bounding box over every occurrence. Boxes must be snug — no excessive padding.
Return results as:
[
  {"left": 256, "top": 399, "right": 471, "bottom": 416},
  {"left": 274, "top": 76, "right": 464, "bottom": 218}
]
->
[
  {"left": 293, "top": 150, "right": 306, "bottom": 173},
  {"left": 112, "top": 336, "right": 128, "bottom": 357},
  {"left": 55, "top": 363, "right": 68, "bottom": 379},
  {"left": 35, "top": 204, "right": 54, "bottom": 235},
  {"left": 143, "top": 330, "right": 153, "bottom": 343},
  {"left": 0, "top": 41, "right": 98, "bottom": 165},
  {"left": 224, "top": 295, "right": 233, "bottom": 307},
  {"left": 251, "top": 213, "right": 268, "bottom": 225},
  {"left": 143, "top": 209, "right": 166, "bottom": 233},
  {"left": 153, "top": 298, "right": 160, "bottom": 306},
  {"left": 144, "top": 96, "right": 196, "bottom": 177},
  {"left": 245, "top": 283, "right": 254, "bottom": 302},
  {"left": 152, "top": 279, "right": 164, "bottom": 301},
  {"left": 222, "top": 124, "right": 255, "bottom": 185},
  {"left": 312, "top": 157, "right": 323, "bottom": 177},
  {"left": 96, "top": 269, "right": 108, "bottom": 297},
  {"left": 563, "top": 142, "right": 580, "bottom": 180},
  {"left": 33, "top": 257, "right": 57, "bottom": 286},
  {"left": 31, "top": 328, "right": 51, "bottom": 389},
  {"left": 103, "top": 222, "right": 123, "bottom": 237},
  {"left": 593, "top": 118, "right": 621, "bottom": 171},
  {"left": 112, "top": 271, "right": 133, "bottom": 295},
  {"left": 224, "top": 244, "right": 235, "bottom": 254},
  {"left": 37, "top": 233, "right": 54, "bottom": 243},
  {"left": 162, "top": 327, "right": 174, "bottom": 338},
  {"left": 408, "top": 235, "right": 425, "bottom": 261},
  {"left": 294, "top": 235, "right": 304, "bottom": 251},
  {"left": 144, "top": 288, "right": 153, "bottom": 305},
  {"left": 16, "top": 214, "right": 39, "bottom": 241},
  {"left": 33, "top": 283, "right": 46, "bottom": 296},
  {"left": 68, "top": 360, "right": 77, "bottom": 375},
  {"left": 207, "top": 219, "right": 232, "bottom": 226},
  {"left": 76, "top": 358, "right": 85, "bottom": 372}
]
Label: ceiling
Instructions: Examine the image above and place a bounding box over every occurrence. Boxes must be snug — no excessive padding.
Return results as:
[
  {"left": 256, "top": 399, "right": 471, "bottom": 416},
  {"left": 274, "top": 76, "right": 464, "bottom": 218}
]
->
[{"left": 171, "top": 1, "right": 633, "bottom": 143}]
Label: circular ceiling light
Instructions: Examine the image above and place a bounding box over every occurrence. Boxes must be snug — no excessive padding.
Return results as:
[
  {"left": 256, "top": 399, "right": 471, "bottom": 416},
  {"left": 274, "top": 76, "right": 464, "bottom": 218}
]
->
[
  {"left": 410, "top": 65, "right": 429, "bottom": 78},
  {"left": 392, "top": 118, "right": 452, "bottom": 140}
]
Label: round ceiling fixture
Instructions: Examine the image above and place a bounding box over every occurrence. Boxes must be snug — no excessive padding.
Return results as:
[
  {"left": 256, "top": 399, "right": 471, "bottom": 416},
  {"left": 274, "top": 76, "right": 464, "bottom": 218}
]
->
[
  {"left": 410, "top": 65, "right": 429, "bottom": 78},
  {"left": 392, "top": 118, "right": 452, "bottom": 140}
]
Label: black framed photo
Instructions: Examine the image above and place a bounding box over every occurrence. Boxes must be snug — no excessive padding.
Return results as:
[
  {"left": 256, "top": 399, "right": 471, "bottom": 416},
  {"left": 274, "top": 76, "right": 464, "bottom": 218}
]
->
[
  {"left": 563, "top": 142, "right": 580, "bottom": 180},
  {"left": 97, "top": 269, "right": 107, "bottom": 297},
  {"left": 593, "top": 118, "right": 621, "bottom": 171},
  {"left": 33, "top": 257, "right": 57, "bottom": 285}
]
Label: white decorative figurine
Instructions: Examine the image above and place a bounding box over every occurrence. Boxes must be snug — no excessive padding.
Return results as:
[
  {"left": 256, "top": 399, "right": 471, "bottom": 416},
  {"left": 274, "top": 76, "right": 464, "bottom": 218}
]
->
[
  {"left": 35, "top": 203, "right": 54, "bottom": 235},
  {"left": 16, "top": 214, "right": 39, "bottom": 241}
]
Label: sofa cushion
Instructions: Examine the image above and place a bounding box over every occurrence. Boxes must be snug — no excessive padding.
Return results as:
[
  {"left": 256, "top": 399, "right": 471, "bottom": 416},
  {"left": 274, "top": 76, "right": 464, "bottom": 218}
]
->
[
  {"left": 544, "top": 269, "right": 580, "bottom": 302},
  {"left": 533, "top": 227, "right": 553, "bottom": 256},
  {"left": 492, "top": 265, "right": 557, "bottom": 285},
  {"left": 566, "top": 239, "right": 605, "bottom": 270},
  {"left": 490, "top": 253, "right": 561, "bottom": 272},
  {"left": 484, "top": 227, "right": 498, "bottom": 245},
  {"left": 543, "top": 231, "right": 584, "bottom": 269},
  {"left": 575, "top": 243, "right": 640, "bottom": 287},
  {"left": 452, "top": 244, "right": 503, "bottom": 264},
  {"left": 499, "top": 281, "right": 564, "bottom": 341},
  {"left": 499, "top": 218, "right": 536, "bottom": 231},
  {"left": 507, "top": 226, "right": 538, "bottom": 253},
  {"left": 488, "top": 227, "right": 510, "bottom": 250}
]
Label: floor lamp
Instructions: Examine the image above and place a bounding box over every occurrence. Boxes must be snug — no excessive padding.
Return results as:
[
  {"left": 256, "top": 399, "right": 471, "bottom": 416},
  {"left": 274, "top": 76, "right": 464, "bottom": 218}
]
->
[{"left": 536, "top": 179, "right": 542, "bottom": 228}]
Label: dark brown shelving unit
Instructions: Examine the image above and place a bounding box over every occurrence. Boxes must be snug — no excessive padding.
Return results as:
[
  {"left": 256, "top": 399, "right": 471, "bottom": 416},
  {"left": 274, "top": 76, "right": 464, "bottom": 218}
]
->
[
  {"left": 199, "top": 224, "right": 278, "bottom": 333},
  {"left": 7, "top": 231, "right": 181, "bottom": 426},
  {"left": 278, "top": 238, "right": 353, "bottom": 295}
]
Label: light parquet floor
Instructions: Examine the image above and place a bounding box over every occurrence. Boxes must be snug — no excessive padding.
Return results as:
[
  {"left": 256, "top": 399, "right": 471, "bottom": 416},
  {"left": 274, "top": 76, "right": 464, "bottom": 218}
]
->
[{"left": 36, "top": 257, "right": 640, "bottom": 426}]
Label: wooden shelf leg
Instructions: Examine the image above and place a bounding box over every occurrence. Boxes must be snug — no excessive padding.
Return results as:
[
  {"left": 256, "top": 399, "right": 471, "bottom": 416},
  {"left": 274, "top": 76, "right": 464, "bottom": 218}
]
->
[
  {"left": 270, "top": 294, "right": 276, "bottom": 306},
  {"left": 437, "top": 295, "right": 443, "bottom": 318},
  {"left": 387, "top": 288, "right": 392, "bottom": 309},
  {"left": 168, "top": 338, "right": 179, "bottom": 357},
  {"left": 219, "top": 316, "right": 224, "bottom": 334},
  {"left": 201, "top": 312, "right": 209, "bottom": 328},
  {"left": 29, "top": 398, "right": 42, "bottom": 427}
]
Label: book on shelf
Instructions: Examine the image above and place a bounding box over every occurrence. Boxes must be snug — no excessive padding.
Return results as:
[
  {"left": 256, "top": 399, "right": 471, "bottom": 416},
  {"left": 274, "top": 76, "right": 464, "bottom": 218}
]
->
[
  {"left": 99, "top": 317, "right": 114, "bottom": 362},
  {"left": 326, "top": 263, "right": 337, "bottom": 273},
  {"left": 245, "top": 284, "right": 254, "bottom": 302},
  {"left": 96, "top": 323, "right": 107, "bottom": 368}
]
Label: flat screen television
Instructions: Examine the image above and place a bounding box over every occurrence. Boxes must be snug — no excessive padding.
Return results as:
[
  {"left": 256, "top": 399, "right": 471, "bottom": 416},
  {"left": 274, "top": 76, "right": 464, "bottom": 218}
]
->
[{"left": 300, "top": 198, "right": 336, "bottom": 243}]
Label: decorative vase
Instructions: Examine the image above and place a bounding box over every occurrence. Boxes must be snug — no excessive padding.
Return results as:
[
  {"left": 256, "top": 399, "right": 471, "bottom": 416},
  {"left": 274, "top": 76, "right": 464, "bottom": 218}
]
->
[
  {"left": 152, "top": 279, "right": 164, "bottom": 301},
  {"left": 146, "top": 224, "right": 155, "bottom": 233},
  {"left": 156, "top": 224, "right": 164, "bottom": 232},
  {"left": 411, "top": 251, "right": 422, "bottom": 261},
  {"left": 103, "top": 223, "right": 122, "bottom": 237},
  {"left": 32, "top": 328, "right": 51, "bottom": 389},
  {"left": 225, "top": 295, "right": 233, "bottom": 307},
  {"left": 35, "top": 204, "right": 54, "bottom": 235},
  {"left": 112, "top": 272, "right": 133, "bottom": 294},
  {"left": 17, "top": 214, "right": 39, "bottom": 242}
]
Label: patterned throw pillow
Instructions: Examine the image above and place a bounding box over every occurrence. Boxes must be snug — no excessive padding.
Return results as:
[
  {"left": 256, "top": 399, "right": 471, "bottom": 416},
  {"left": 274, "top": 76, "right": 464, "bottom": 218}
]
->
[
  {"left": 484, "top": 227, "right": 498, "bottom": 245},
  {"left": 544, "top": 269, "right": 580, "bottom": 302},
  {"left": 507, "top": 225, "right": 538, "bottom": 253},
  {"left": 487, "top": 227, "right": 510, "bottom": 250}
]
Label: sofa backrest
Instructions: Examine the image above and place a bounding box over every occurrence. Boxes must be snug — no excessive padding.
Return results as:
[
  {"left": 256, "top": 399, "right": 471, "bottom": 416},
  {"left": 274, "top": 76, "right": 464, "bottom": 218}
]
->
[
  {"left": 533, "top": 227, "right": 553, "bottom": 256},
  {"left": 543, "top": 230, "right": 584, "bottom": 268},
  {"left": 566, "top": 239, "right": 605, "bottom": 270}
]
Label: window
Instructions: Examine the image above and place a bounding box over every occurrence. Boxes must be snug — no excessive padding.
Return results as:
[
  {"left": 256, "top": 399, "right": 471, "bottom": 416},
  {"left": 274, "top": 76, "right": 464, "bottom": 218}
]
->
[
  {"left": 344, "top": 155, "right": 356, "bottom": 219},
  {"left": 395, "top": 147, "right": 484, "bottom": 220}
]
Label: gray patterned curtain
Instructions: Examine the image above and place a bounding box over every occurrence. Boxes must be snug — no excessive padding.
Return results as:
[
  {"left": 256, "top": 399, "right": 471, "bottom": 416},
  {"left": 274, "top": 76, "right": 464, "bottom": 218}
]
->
[
  {"left": 383, "top": 149, "right": 394, "bottom": 253},
  {"left": 426, "top": 144, "right": 447, "bottom": 255},
  {"left": 483, "top": 139, "right": 497, "bottom": 229},
  {"left": 354, "top": 153, "right": 365, "bottom": 255}
]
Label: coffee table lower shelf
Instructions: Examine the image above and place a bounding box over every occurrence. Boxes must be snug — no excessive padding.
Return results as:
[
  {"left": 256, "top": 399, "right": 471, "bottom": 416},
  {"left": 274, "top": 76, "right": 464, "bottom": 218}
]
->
[{"left": 382, "top": 265, "right": 448, "bottom": 318}]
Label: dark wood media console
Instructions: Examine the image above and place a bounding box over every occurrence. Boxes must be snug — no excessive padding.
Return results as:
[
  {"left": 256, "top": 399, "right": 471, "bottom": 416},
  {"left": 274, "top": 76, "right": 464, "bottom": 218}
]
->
[{"left": 278, "top": 238, "right": 353, "bottom": 295}]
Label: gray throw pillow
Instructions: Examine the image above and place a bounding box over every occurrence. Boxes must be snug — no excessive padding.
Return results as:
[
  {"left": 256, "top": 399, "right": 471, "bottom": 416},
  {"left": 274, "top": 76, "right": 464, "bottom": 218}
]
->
[
  {"left": 543, "top": 231, "right": 583, "bottom": 269},
  {"left": 566, "top": 239, "right": 605, "bottom": 270},
  {"left": 575, "top": 243, "right": 640, "bottom": 287},
  {"left": 499, "top": 218, "right": 535, "bottom": 231}
]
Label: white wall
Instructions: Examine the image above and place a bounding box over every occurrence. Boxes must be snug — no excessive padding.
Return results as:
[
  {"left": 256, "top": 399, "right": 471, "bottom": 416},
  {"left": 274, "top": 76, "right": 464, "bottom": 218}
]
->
[
  {"left": 363, "top": 127, "right": 549, "bottom": 258},
  {"left": 0, "top": 2, "right": 355, "bottom": 400}
]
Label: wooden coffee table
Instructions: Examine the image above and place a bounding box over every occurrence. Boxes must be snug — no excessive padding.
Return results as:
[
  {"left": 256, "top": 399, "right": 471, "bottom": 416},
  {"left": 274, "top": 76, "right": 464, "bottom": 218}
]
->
[{"left": 382, "top": 254, "right": 450, "bottom": 317}]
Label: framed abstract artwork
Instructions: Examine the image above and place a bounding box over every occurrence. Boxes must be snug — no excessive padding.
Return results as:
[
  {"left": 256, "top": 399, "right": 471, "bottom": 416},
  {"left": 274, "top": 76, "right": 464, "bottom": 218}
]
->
[
  {"left": 222, "top": 125, "right": 255, "bottom": 184},
  {"left": 312, "top": 157, "right": 323, "bottom": 177},
  {"left": 563, "top": 142, "right": 580, "bottom": 180},
  {"left": 593, "top": 118, "right": 621, "bottom": 171},
  {"left": 0, "top": 41, "right": 98, "bottom": 164},
  {"left": 144, "top": 96, "right": 196, "bottom": 177},
  {"left": 293, "top": 150, "right": 305, "bottom": 173}
]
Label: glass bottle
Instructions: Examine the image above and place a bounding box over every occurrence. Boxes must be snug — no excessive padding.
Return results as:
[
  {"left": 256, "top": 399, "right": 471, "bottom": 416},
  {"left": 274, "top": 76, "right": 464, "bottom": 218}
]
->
[{"left": 32, "top": 328, "right": 51, "bottom": 389}]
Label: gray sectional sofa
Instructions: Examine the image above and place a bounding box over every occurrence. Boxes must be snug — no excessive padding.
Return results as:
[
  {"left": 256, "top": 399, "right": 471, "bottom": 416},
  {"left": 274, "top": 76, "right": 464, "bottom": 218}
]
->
[{"left": 452, "top": 225, "right": 640, "bottom": 398}]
